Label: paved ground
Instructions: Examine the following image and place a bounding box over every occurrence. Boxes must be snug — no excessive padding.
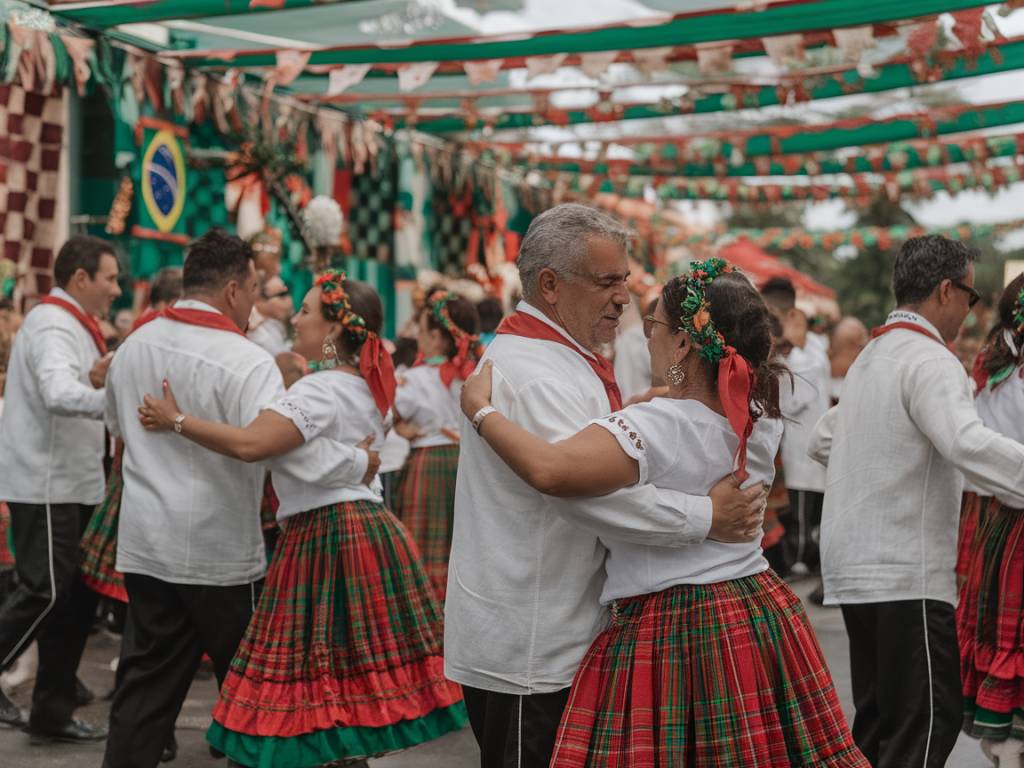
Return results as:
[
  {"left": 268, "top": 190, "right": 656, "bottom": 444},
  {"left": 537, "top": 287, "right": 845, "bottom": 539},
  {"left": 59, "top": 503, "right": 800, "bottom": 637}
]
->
[{"left": 0, "top": 578, "right": 990, "bottom": 767}]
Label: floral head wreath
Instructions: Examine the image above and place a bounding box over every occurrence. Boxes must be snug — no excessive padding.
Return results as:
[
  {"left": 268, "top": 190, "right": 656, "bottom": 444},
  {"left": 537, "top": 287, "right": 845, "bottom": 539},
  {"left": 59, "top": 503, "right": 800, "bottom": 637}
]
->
[
  {"left": 679, "top": 258, "right": 736, "bottom": 364},
  {"left": 316, "top": 269, "right": 367, "bottom": 345},
  {"left": 428, "top": 290, "right": 484, "bottom": 359}
]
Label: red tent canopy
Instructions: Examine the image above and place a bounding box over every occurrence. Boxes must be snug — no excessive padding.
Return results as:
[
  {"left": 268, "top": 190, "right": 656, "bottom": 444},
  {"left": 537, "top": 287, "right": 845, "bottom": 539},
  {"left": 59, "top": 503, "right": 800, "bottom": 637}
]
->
[{"left": 718, "top": 239, "right": 835, "bottom": 299}]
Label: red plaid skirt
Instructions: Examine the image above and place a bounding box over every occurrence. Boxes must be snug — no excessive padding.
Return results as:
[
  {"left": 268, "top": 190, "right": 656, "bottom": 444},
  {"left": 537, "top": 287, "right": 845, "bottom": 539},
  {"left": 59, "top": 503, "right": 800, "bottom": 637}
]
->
[
  {"left": 79, "top": 449, "right": 128, "bottom": 603},
  {"left": 0, "top": 502, "right": 14, "bottom": 570},
  {"left": 957, "top": 492, "right": 992, "bottom": 593},
  {"left": 551, "top": 570, "right": 868, "bottom": 768},
  {"left": 957, "top": 496, "right": 1024, "bottom": 740},
  {"left": 390, "top": 444, "right": 459, "bottom": 601},
  {"left": 208, "top": 499, "right": 465, "bottom": 766}
]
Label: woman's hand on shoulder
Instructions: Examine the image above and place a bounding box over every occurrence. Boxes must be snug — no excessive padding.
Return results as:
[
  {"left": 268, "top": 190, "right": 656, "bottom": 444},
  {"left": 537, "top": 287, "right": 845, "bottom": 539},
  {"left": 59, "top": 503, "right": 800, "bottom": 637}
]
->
[{"left": 460, "top": 359, "right": 494, "bottom": 419}]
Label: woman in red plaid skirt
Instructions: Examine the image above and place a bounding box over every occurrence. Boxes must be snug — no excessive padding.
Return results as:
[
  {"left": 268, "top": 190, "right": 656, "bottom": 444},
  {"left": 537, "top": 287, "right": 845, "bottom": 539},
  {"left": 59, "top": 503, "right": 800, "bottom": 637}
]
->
[
  {"left": 391, "top": 291, "right": 482, "bottom": 601},
  {"left": 957, "top": 275, "right": 1024, "bottom": 766},
  {"left": 139, "top": 271, "right": 465, "bottom": 768},
  {"left": 461, "top": 261, "right": 867, "bottom": 767}
]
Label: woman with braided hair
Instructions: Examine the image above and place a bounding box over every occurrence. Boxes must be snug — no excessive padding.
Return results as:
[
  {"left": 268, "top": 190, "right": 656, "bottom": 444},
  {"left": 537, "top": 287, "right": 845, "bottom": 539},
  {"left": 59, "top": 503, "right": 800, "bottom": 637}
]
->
[
  {"left": 460, "top": 259, "right": 867, "bottom": 767},
  {"left": 392, "top": 290, "right": 482, "bottom": 600},
  {"left": 137, "top": 270, "right": 466, "bottom": 768},
  {"left": 957, "top": 274, "right": 1024, "bottom": 767}
]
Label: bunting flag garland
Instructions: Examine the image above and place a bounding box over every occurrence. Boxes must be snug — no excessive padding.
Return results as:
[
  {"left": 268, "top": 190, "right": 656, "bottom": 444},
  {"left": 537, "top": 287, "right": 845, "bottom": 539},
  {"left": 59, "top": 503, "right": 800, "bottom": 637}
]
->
[{"left": 677, "top": 219, "right": 1024, "bottom": 250}]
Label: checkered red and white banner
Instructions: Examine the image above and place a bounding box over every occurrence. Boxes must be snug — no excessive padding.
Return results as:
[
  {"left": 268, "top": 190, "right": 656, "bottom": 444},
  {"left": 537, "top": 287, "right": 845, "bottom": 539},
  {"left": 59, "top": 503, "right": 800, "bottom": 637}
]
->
[{"left": 0, "top": 83, "right": 66, "bottom": 308}]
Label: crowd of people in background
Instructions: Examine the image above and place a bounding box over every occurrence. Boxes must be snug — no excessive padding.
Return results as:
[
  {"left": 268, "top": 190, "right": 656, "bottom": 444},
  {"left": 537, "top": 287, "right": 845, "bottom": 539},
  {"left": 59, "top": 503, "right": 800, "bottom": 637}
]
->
[{"left": 0, "top": 210, "right": 1021, "bottom": 768}]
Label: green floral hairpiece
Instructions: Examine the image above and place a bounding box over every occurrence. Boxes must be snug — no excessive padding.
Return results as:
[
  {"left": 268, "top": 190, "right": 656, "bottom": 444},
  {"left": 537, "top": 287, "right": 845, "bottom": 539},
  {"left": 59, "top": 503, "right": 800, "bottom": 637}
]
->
[
  {"left": 1014, "top": 286, "right": 1024, "bottom": 333},
  {"left": 680, "top": 258, "right": 735, "bottom": 364},
  {"left": 315, "top": 269, "right": 367, "bottom": 343}
]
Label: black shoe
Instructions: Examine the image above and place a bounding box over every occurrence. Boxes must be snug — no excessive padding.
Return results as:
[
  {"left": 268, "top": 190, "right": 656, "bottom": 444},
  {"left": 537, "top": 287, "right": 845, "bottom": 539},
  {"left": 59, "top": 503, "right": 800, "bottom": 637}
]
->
[
  {"left": 0, "top": 689, "right": 27, "bottom": 729},
  {"left": 27, "top": 719, "right": 107, "bottom": 745},
  {"left": 210, "top": 745, "right": 226, "bottom": 759},
  {"left": 160, "top": 732, "right": 178, "bottom": 762},
  {"left": 75, "top": 676, "right": 96, "bottom": 708}
]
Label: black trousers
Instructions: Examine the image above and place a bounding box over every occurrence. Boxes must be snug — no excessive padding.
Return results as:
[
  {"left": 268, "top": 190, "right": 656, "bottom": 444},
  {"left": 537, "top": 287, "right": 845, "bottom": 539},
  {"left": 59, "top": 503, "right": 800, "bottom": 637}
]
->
[
  {"left": 841, "top": 600, "right": 962, "bottom": 768},
  {"left": 782, "top": 489, "right": 824, "bottom": 571},
  {"left": 102, "top": 572, "right": 262, "bottom": 768},
  {"left": 463, "top": 685, "right": 570, "bottom": 768},
  {"left": 0, "top": 502, "right": 97, "bottom": 729}
]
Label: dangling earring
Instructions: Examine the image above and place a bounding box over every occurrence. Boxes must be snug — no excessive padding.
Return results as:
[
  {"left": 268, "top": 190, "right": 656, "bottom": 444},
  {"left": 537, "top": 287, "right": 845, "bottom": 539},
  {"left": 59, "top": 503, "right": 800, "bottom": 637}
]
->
[
  {"left": 666, "top": 362, "right": 686, "bottom": 387},
  {"left": 320, "top": 336, "right": 339, "bottom": 370}
]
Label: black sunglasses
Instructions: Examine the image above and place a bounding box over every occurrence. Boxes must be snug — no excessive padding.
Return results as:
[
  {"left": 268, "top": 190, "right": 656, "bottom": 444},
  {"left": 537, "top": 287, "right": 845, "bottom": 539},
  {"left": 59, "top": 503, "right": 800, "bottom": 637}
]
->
[{"left": 951, "top": 280, "right": 980, "bottom": 308}]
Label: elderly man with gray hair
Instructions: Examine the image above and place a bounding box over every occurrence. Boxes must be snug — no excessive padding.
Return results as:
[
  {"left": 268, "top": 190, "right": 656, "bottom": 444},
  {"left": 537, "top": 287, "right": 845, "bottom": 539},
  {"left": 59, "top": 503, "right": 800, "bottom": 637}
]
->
[
  {"left": 810, "top": 235, "right": 1024, "bottom": 767},
  {"left": 446, "top": 203, "right": 765, "bottom": 767}
]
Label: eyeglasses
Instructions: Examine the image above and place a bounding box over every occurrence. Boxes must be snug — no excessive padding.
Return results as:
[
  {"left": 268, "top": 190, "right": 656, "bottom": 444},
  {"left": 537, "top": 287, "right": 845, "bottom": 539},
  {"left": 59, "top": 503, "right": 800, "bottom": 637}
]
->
[
  {"left": 951, "top": 280, "right": 981, "bottom": 308},
  {"left": 642, "top": 314, "right": 674, "bottom": 339}
]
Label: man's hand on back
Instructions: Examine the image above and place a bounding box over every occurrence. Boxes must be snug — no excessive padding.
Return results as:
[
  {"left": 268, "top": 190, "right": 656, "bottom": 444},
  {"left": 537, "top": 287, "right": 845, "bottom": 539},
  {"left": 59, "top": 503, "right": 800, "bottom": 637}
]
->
[{"left": 707, "top": 475, "right": 766, "bottom": 543}]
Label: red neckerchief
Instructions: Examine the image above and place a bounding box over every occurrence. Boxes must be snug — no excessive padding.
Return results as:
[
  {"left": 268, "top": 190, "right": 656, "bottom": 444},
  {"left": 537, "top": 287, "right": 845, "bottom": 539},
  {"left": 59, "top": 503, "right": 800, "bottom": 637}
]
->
[
  {"left": 971, "top": 351, "right": 989, "bottom": 393},
  {"left": 161, "top": 305, "right": 246, "bottom": 337},
  {"left": 870, "top": 320, "right": 945, "bottom": 346},
  {"left": 497, "top": 310, "right": 623, "bottom": 411},
  {"left": 39, "top": 296, "right": 107, "bottom": 355},
  {"left": 130, "top": 308, "right": 160, "bottom": 333},
  {"left": 440, "top": 336, "right": 484, "bottom": 388},
  {"left": 718, "top": 348, "right": 756, "bottom": 483},
  {"left": 359, "top": 332, "right": 397, "bottom": 419}
]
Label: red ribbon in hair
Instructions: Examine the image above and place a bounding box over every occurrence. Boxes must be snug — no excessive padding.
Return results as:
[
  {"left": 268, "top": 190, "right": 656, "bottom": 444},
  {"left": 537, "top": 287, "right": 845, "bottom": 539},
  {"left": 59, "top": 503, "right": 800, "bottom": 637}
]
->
[
  {"left": 440, "top": 336, "right": 482, "bottom": 388},
  {"left": 161, "top": 305, "right": 246, "bottom": 337},
  {"left": 971, "top": 351, "right": 989, "bottom": 393},
  {"left": 359, "top": 332, "right": 397, "bottom": 419},
  {"left": 717, "top": 347, "right": 756, "bottom": 483},
  {"left": 497, "top": 311, "right": 622, "bottom": 411},
  {"left": 39, "top": 296, "right": 107, "bottom": 354}
]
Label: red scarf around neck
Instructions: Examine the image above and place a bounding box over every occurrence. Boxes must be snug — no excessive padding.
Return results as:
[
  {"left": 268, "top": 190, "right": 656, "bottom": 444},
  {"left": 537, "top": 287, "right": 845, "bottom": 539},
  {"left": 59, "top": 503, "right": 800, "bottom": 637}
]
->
[
  {"left": 39, "top": 296, "right": 107, "bottom": 355},
  {"left": 871, "top": 321, "right": 945, "bottom": 346},
  {"left": 161, "top": 305, "right": 246, "bottom": 337},
  {"left": 497, "top": 310, "right": 623, "bottom": 411}
]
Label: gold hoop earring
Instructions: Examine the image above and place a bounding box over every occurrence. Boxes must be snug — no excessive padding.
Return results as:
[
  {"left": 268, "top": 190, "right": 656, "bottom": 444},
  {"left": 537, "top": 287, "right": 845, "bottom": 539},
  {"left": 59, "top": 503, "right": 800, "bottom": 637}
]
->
[
  {"left": 666, "top": 362, "right": 686, "bottom": 387},
  {"left": 320, "top": 337, "right": 339, "bottom": 370}
]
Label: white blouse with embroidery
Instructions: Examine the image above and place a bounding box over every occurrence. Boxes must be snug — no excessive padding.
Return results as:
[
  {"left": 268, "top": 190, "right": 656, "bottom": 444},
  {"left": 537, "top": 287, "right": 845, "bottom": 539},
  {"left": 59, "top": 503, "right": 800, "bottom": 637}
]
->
[
  {"left": 267, "top": 370, "right": 389, "bottom": 519},
  {"left": 393, "top": 364, "right": 463, "bottom": 448},
  {"left": 593, "top": 397, "right": 783, "bottom": 603}
]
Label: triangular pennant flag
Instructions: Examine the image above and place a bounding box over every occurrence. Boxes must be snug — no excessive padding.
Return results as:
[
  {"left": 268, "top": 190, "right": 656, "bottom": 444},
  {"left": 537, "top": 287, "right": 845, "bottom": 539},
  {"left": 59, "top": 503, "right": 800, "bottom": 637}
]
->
[
  {"left": 632, "top": 46, "right": 673, "bottom": 77},
  {"left": 60, "top": 35, "right": 94, "bottom": 96},
  {"left": 398, "top": 61, "right": 439, "bottom": 92},
  {"left": 464, "top": 59, "right": 504, "bottom": 85},
  {"left": 832, "top": 26, "right": 875, "bottom": 63},
  {"left": 580, "top": 50, "right": 619, "bottom": 79},
  {"left": 694, "top": 42, "right": 734, "bottom": 75},
  {"left": 327, "top": 64, "right": 371, "bottom": 96},
  {"left": 272, "top": 49, "right": 311, "bottom": 87},
  {"left": 525, "top": 53, "right": 568, "bottom": 80},
  {"left": 761, "top": 34, "right": 805, "bottom": 68}
]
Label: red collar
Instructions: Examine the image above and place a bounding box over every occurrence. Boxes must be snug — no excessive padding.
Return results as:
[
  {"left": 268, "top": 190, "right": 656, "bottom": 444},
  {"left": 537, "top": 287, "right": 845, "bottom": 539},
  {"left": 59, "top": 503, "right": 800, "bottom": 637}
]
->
[
  {"left": 161, "top": 305, "right": 246, "bottom": 337},
  {"left": 871, "top": 321, "right": 945, "bottom": 347},
  {"left": 497, "top": 310, "right": 623, "bottom": 411},
  {"left": 39, "top": 296, "right": 107, "bottom": 355}
]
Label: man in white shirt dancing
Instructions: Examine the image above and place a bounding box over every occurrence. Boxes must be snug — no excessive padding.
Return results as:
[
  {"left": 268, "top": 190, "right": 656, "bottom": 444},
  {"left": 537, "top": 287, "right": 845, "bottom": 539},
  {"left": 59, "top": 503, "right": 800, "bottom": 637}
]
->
[
  {"left": 811, "top": 235, "right": 1024, "bottom": 767},
  {"left": 0, "top": 236, "right": 120, "bottom": 742},
  {"left": 447, "top": 204, "right": 767, "bottom": 767},
  {"left": 102, "top": 230, "right": 376, "bottom": 768}
]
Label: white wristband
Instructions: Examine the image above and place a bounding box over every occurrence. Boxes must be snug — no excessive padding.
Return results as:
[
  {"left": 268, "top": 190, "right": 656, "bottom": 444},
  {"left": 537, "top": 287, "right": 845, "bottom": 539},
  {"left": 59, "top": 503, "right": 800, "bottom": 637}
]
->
[{"left": 471, "top": 405, "right": 497, "bottom": 434}]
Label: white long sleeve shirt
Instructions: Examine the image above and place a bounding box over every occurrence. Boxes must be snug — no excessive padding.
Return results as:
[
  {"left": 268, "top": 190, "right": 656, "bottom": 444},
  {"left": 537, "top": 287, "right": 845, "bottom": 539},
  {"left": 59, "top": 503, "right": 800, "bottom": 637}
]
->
[
  {"left": 809, "top": 310, "right": 1024, "bottom": 607},
  {"left": 106, "top": 300, "right": 367, "bottom": 586},
  {"left": 445, "top": 301, "right": 713, "bottom": 695},
  {"left": 779, "top": 341, "right": 830, "bottom": 493},
  {"left": 0, "top": 288, "right": 106, "bottom": 505}
]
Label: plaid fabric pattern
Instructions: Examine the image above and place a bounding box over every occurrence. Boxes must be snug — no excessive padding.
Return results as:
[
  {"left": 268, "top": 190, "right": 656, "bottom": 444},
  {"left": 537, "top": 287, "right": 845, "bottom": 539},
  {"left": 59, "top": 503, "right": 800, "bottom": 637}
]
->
[
  {"left": 211, "top": 499, "right": 462, "bottom": 747},
  {"left": 0, "top": 502, "right": 14, "bottom": 571},
  {"left": 551, "top": 570, "right": 869, "bottom": 768},
  {"left": 427, "top": 183, "right": 474, "bottom": 276},
  {"left": 79, "top": 448, "right": 128, "bottom": 603},
  {"left": 957, "top": 491, "right": 990, "bottom": 590},
  {"left": 391, "top": 444, "right": 459, "bottom": 602},
  {"left": 348, "top": 149, "right": 398, "bottom": 263},
  {"left": 0, "top": 84, "right": 66, "bottom": 307},
  {"left": 957, "top": 495, "right": 1024, "bottom": 740}
]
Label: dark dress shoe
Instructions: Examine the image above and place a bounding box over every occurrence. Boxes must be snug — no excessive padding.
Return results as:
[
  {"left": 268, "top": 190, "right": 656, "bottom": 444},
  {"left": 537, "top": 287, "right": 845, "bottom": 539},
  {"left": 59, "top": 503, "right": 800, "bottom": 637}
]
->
[
  {"left": 27, "top": 719, "right": 108, "bottom": 745},
  {"left": 0, "top": 689, "right": 27, "bottom": 729},
  {"left": 75, "top": 676, "right": 96, "bottom": 707},
  {"left": 160, "top": 732, "right": 178, "bottom": 762}
]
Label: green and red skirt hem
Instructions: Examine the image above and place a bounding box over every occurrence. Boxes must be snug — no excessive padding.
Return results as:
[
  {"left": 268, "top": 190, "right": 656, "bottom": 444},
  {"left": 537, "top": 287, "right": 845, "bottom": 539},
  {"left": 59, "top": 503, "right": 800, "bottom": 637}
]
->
[
  {"left": 963, "top": 697, "right": 1024, "bottom": 741},
  {"left": 79, "top": 453, "right": 128, "bottom": 603},
  {"left": 207, "top": 701, "right": 467, "bottom": 768}
]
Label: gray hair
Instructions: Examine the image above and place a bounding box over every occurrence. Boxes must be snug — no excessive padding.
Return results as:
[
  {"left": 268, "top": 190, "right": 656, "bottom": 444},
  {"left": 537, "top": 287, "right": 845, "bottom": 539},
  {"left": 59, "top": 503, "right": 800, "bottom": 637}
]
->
[
  {"left": 517, "top": 203, "right": 630, "bottom": 302},
  {"left": 893, "top": 235, "right": 977, "bottom": 306}
]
